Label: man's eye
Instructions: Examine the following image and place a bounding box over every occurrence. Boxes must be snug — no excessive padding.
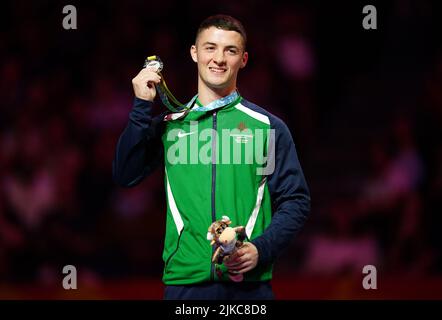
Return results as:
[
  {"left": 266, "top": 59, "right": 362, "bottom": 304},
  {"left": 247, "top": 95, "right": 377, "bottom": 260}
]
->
[
  {"left": 206, "top": 47, "right": 215, "bottom": 51},
  {"left": 228, "top": 49, "right": 238, "bottom": 54}
]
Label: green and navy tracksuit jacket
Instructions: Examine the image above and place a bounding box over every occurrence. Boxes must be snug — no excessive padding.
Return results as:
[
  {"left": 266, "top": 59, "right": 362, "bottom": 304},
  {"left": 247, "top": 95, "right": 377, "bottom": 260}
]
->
[{"left": 113, "top": 95, "right": 310, "bottom": 285}]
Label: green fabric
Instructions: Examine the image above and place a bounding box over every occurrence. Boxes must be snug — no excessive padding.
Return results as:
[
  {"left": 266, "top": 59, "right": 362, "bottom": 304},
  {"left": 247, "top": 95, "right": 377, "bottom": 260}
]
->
[{"left": 161, "top": 98, "right": 273, "bottom": 285}]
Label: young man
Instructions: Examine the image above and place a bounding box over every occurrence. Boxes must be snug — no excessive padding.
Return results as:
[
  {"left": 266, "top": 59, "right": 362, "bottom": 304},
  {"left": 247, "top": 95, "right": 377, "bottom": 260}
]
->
[{"left": 113, "top": 15, "right": 310, "bottom": 300}]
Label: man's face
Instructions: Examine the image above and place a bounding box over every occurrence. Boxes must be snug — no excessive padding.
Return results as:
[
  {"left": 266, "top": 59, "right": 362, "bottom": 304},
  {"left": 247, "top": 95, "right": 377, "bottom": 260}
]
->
[{"left": 191, "top": 27, "right": 248, "bottom": 92}]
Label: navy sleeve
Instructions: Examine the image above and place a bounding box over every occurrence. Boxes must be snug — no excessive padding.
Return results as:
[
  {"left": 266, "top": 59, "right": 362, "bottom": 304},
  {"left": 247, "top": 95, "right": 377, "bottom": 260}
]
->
[
  {"left": 251, "top": 117, "right": 311, "bottom": 265},
  {"left": 112, "top": 97, "right": 164, "bottom": 187}
]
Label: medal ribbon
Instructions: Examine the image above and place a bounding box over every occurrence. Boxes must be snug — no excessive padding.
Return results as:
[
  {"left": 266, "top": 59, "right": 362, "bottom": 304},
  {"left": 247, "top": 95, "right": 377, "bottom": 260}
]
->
[
  {"left": 144, "top": 56, "right": 241, "bottom": 119},
  {"left": 144, "top": 55, "right": 187, "bottom": 112},
  {"left": 192, "top": 90, "right": 240, "bottom": 112}
]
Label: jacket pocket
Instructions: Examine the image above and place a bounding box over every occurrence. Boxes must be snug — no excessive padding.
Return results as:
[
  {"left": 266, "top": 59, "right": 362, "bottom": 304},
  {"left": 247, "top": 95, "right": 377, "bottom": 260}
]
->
[{"left": 164, "top": 229, "right": 184, "bottom": 274}]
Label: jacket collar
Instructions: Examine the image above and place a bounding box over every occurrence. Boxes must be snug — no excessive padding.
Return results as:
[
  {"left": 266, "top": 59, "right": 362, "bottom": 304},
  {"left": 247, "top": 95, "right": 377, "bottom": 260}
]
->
[{"left": 164, "top": 91, "right": 242, "bottom": 122}]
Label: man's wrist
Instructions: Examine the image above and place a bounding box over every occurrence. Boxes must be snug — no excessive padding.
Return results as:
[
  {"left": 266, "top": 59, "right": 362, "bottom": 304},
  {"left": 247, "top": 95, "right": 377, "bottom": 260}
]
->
[
  {"left": 251, "top": 237, "right": 272, "bottom": 266},
  {"left": 134, "top": 96, "right": 154, "bottom": 103}
]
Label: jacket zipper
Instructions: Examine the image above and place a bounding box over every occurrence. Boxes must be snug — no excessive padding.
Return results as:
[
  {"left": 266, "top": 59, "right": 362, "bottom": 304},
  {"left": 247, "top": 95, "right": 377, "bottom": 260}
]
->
[{"left": 210, "top": 110, "right": 217, "bottom": 281}]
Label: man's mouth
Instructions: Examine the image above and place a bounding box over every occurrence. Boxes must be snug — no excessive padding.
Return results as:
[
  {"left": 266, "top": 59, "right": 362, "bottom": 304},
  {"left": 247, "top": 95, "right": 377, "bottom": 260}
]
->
[{"left": 209, "top": 67, "right": 227, "bottom": 74}]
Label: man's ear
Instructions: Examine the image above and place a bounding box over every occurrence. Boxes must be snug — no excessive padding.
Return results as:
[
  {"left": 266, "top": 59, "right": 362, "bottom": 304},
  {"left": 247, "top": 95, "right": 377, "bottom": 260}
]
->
[
  {"left": 190, "top": 45, "right": 198, "bottom": 63},
  {"left": 240, "top": 51, "right": 248, "bottom": 68}
]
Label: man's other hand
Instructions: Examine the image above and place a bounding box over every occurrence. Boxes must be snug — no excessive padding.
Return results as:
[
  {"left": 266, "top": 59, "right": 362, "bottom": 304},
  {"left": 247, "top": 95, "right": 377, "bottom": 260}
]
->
[{"left": 224, "top": 242, "right": 259, "bottom": 274}]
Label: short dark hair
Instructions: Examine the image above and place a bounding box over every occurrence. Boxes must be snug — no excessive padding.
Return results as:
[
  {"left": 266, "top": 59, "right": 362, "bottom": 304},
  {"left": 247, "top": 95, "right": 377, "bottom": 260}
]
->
[{"left": 196, "top": 14, "right": 247, "bottom": 49}]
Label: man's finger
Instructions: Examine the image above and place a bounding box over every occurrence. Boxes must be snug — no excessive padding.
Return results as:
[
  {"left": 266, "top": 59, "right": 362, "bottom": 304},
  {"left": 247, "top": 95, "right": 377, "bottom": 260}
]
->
[
  {"left": 234, "top": 265, "right": 254, "bottom": 274},
  {"left": 232, "top": 247, "right": 247, "bottom": 258},
  {"left": 224, "top": 259, "right": 242, "bottom": 268},
  {"left": 227, "top": 260, "right": 251, "bottom": 270},
  {"left": 140, "top": 74, "right": 161, "bottom": 83},
  {"left": 225, "top": 253, "right": 249, "bottom": 267},
  {"left": 226, "top": 252, "right": 237, "bottom": 262}
]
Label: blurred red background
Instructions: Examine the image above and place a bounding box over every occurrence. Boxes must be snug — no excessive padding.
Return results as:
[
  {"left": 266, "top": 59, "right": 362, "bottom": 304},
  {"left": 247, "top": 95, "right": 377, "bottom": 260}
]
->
[{"left": 1, "top": 0, "right": 442, "bottom": 299}]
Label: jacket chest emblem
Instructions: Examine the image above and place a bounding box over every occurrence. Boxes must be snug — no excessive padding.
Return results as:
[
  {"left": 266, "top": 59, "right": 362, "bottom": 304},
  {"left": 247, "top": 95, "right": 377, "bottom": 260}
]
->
[{"left": 230, "top": 122, "right": 253, "bottom": 143}]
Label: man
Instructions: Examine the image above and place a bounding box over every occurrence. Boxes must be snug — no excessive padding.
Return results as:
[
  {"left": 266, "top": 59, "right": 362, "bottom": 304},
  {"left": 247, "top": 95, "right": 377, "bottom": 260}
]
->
[{"left": 113, "top": 14, "right": 310, "bottom": 300}]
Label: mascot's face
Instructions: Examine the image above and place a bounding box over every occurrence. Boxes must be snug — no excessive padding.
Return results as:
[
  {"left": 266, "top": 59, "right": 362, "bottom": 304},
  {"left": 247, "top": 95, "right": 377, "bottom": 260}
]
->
[{"left": 219, "top": 227, "right": 235, "bottom": 245}]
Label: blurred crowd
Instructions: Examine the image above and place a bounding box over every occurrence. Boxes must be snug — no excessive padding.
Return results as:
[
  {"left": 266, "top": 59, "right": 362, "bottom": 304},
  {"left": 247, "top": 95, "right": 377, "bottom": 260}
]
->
[{"left": 0, "top": 0, "right": 441, "bottom": 286}]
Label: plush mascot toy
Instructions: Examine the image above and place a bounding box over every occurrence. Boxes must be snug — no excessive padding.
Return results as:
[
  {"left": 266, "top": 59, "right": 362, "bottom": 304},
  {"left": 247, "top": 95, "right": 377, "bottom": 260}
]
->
[{"left": 207, "top": 216, "right": 247, "bottom": 282}]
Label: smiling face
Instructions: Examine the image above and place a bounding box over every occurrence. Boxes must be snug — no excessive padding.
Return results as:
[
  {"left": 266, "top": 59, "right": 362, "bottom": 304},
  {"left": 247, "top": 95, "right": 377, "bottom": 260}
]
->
[{"left": 190, "top": 27, "right": 248, "bottom": 96}]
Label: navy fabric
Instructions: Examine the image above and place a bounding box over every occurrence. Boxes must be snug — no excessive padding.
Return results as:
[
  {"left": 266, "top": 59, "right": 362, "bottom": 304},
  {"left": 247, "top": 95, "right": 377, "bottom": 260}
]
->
[
  {"left": 113, "top": 97, "right": 165, "bottom": 187},
  {"left": 164, "top": 281, "right": 274, "bottom": 300},
  {"left": 240, "top": 99, "right": 311, "bottom": 266}
]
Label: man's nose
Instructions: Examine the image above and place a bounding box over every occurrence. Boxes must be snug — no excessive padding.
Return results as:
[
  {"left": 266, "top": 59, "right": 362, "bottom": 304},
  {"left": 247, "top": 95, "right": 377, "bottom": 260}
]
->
[{"left": 213, "top": 49, "right": 225, "bottom": 64}]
